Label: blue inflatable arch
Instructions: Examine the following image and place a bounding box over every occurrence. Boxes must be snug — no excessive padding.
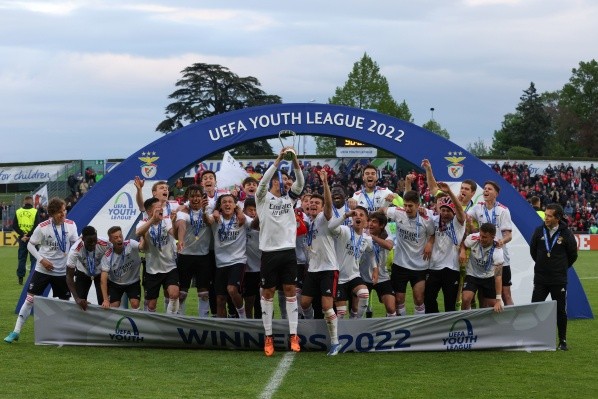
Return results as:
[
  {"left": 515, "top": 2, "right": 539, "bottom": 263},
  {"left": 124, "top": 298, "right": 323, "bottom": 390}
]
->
[{"left": 57, "top": 103, "right": 588, "bottom": 318}]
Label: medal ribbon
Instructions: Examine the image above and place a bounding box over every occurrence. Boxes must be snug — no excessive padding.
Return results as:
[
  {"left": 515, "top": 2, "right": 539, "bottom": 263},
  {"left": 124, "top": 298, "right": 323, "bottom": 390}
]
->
[
  {"left": 543, "top": 228, "right": 560, "bottom": 257},
  {"left": 363, "top": 187, "right": 377, "bottom": 212},
  {"left": 86, "top": 248, "right": 96, "bottom": 275},
  {"left": 52, "top": 221, "right": 67, "bottom": 254},
  {"left": 149, "top": 221, "right": 163, "bottom": 250},
  {"left": 218, "top": 214, "right": 236, "bottom": 242},
  {"left": 350, "top": 228, "right": 364, "bottom": 260},
  {"left": 189, "top": 208, "right": 204, "bottom": 237}
]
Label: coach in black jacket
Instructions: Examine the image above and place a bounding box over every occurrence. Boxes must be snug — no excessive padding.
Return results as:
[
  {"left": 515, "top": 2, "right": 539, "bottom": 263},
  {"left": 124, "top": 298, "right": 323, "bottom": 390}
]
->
[{"left": 530, "top": 203, "right": 578, "bottom": 351}]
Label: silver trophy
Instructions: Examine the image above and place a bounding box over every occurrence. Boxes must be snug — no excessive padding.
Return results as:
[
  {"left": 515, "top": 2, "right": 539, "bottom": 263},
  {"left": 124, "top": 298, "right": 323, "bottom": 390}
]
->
[{"left": 278, "top": 129, "right": 297, "bottom": 161}]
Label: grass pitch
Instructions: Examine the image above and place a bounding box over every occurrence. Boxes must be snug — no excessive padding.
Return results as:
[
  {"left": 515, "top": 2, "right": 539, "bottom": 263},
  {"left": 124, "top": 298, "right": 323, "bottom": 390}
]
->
[{"left": 0, "top": 246, "right": 597, "bottom": 399}]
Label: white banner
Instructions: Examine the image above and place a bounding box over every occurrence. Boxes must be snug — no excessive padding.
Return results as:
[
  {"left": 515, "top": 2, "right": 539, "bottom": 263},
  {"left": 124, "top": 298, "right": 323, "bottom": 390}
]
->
[
  {"left": 34, "top": 297, "right": 556, "bottom": 352},
  {"left": 0, "top": 164, "right": 66, "bottom": 183}
]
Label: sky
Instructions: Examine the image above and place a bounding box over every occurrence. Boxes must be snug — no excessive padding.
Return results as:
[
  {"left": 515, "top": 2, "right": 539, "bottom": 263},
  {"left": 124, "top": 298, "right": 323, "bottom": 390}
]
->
[{"left": 1, "top": 0, "right": 597, "bottom": 163}]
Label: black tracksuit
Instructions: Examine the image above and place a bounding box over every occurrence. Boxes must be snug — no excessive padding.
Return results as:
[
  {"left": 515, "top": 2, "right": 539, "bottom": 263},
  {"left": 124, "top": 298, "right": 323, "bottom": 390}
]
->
[{"left": 529, "top": 221, "right": 578, "bottom": 342}]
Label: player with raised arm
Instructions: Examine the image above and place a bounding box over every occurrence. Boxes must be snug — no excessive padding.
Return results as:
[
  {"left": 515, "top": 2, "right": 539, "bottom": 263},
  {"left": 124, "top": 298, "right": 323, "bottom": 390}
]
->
[
  {"left": 425, "top": 183, "right": 466, "bottom": 313},
  {"left": 384, "top": 190, "right": 435, "bottom": 316},
  {"left": 329, "top": 206, "right": 372, "bottom": 319},
  {"left": 300, "top": 170, "right": 342, "bottom": 355},
  {"left": 100, "top": 226, "right": 144, "bottom": 310},
  {"left": 205, "top": 194, "right": 249, "bottom": 318},
  {"left": 361, "top": 211, "right": 396, "bottom": 317},
  {"left": 256, "top": 147, "right": 304, "bottom": 356},
  {"left": 136, "top": 197, "right": 179, "bottom": 314},
  {"left": 175, "top": 184, "right": 212, "bottom": 316}
]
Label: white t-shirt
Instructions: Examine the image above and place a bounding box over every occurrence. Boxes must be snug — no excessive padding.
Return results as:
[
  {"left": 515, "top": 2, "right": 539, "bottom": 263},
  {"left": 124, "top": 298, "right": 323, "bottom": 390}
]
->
[
  {"left": 464, "top": 233, "right": 505, "bottom": 279},
  {"left": 136, "top": 218, "right": 177, "bottom": 274},
  {"left": 306, "top": 212, "right": 338, "bottom": 273},
  {"left": 176, "top": 209, "right": 211, "bottom": 256},
  {"left": 360, "top": 232, "right": 393, "bottom": 284},
  {"left": 256, "top": 164, "right": 304, "bottom": 252},
  {"left": 67, "top": 237, "right": 110, "bottom": 277},
  {"left": 211, "top": 214, "right": 252, "bottom": 268},
  {"left": 330, "top": 220, "right": 372, "bottom": 284},
  {"left": 351, "top": 186, "right": 393, "bottom": 212},
  {"left": 246, "top": 227, "right": 261, "bottom": 273},
  {"left": 467, "top": 202, "right": 513, "bottom": 265},
  {"left": 430, "top": 214, "right": 466, "bottom": 271},
  {"left": 100, "top": 240, "right": 142, "bottom": 285},
  {"left": 386, "top": 207, "right": 435, "bottom": 270},
  {"left": 30, "top": 219, "right": 79, "bottom": 276}
]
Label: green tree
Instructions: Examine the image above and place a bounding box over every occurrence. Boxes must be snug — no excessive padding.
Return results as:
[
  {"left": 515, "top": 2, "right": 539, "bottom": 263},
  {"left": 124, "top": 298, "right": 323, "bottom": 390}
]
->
[
  {"left": 550, "top": 59, "right": 598, "bottom": 157},
  {"left": 466, "top": 137, "right": 490, "bottom": 157},
  {"left": 316, "top": 53, "right": 413, "bottom": 155},
  {"left": 156, "top": 63, "right": 281, "bottom": 156},
  {"left": 491, "top": 82, "right": 552, "bottom": 156},
  {"left": 422, "top": 119, "right": 450, "bottom": 139}
]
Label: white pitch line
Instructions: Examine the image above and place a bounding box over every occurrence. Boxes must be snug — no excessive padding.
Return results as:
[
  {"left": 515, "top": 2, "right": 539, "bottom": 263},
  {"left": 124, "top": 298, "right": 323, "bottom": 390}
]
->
[
  {"left": 260, "top": 352, "right": 296, "bottom": 399},
  {"left": 579, "top": 276, "right": 598, "bottom": 280}
]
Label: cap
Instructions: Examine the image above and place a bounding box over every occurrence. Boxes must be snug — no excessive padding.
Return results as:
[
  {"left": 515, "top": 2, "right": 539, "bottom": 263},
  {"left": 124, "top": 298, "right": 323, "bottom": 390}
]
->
[{"left": 437, "top": 196, "right": 455, "bottom": 213}]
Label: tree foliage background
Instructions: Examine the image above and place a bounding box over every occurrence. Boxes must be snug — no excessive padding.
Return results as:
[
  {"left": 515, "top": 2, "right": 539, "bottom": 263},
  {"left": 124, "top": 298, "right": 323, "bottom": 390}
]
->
[
  {"left": 316, "top": 53, "right": 414, "bottom": 155},
  {"left": 156, "top": 63, "right": 281, "bottom": 156},
  {"left": 490, "top": 59, "right": 598, "bottom": 158}
]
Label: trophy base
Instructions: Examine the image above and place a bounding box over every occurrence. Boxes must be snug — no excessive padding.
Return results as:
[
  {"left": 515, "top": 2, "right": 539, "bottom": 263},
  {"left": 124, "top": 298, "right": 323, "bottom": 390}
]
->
[{"left": 283, "top": 149, "right": 296, "bottom": 161}]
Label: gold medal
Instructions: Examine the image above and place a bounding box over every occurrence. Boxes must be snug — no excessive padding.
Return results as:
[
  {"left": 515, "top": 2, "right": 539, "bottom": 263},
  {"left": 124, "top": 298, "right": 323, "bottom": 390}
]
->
[
  {"left": 195, "top": 236, "right": 199, "bottom": 241},
  {"left": 91, "top": 275, "right": 95, "bottom": 281},
  {"left": 547, "top": 253, "right": 551, "bottom": 258}
]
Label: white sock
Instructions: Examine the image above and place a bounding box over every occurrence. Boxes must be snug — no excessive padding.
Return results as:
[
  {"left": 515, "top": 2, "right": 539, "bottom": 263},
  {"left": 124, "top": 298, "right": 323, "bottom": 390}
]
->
[
  {"left": 324, "top": 308, "right": 338, "bottom": 345},
  {"left": 336, "top": 305, "right": 347, "bottom": 319},
  {"left": 302, "top": 305, "right": 314, "bottom": 319},
  {"left": 178, "top": 291, "right": 187, "bottom": 315},
  {"left": 415, "top": 304, "right": 425, "bottom": 315},
  {"left": 15, "top": 296, "right": 34, "bottom": 333},
  {"left": 198, "top": 292, "right": 210, "bottom": 318},
  {"left": 278, "top": 291, "right": 287, "bottom": 319},
  {"left": 166, "top": 298, "right": 179, "bottom": 314},
  {"left": 296, "top": 289, "right": 303, "bottom": 317},
  {"left": 397, "top": 303, "right": 406, "bottom": 316},
  {"left": 143, "top": 299, "right": 149, "bottom": 311},
  {"left": 356, "top": 289, "right": 369, "bottom": 318},
  {"left": 237, "top": 307, "right": 247, "bottom": 319},
  {"left": 386, "top": 312, "right": 397, "bottom": 317},
  {"left": 164, "top": 297, "right": 170, "bottom": 312},
  {"left": 261, "top": 297, "right": 274, "bottom": 335},
  {"left": 286, "top": 297, "right": 298, "bottom": 335}
]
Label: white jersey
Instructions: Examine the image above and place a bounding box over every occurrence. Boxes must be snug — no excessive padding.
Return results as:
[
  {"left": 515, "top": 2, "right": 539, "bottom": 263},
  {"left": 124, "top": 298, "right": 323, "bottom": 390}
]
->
[
  {"left": 386, "top": 207, "right": 435, "bottom": 270},
  {"left": 430, "top": 214, "right": 466, "bottom": 272},
  {"left": 246, "top": 227, "right": 261, "bottom": 273},
  {"left": 351, "top": 186, "right": 393, "bottom": 212},
  {"left": 467, "top": 202, "right": 513, "bottom": 265},
  {"left": 67, "top": 237, "right": 110, "bottom": 277},
  {"left": 464, "top": 233, "right": 504, "bottom": 279},
  {"left": 331, "top": 203, "right": 352, "bottom": 227},
  {"left": 176, "top": 209, "right": 211, "bottom": 256},
  {"left": 100, "top": 240, "right": 142, "bottom": 285},
  {"left": 306, "top": 212, "right": 338, "bottom": 273},
  {"left": 256, "top": 164, "right": 304, "bottom": 252},
  {"left": 360, "top": 231, "right": 393, "bottom": 284},
  {"left": 136, "top": 218, "right": 177, "bottom": 274},
  {"left": 211, "top": 214, "right": 251, "bottom": 268},
  {"left": 30, "top": 219, "right": 79, "bottom": 276},
  {"left": 330, "top": 220, "right": 372, "bottom": 284}
]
